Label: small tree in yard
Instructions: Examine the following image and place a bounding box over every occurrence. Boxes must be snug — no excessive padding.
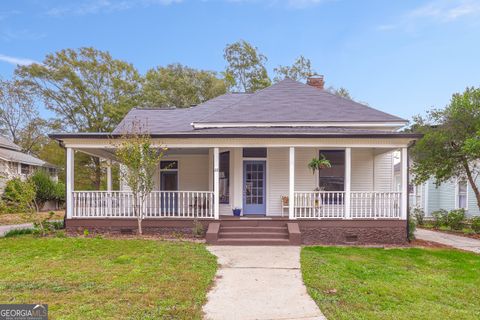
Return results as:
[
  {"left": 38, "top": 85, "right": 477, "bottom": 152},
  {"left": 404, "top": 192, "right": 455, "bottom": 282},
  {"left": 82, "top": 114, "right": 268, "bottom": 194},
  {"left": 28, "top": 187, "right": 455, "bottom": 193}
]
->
[
  {"left": 411, "top": 87, "right": 480, "bottom": 211},
  {"left": 115, "top": 130, "right": 164, "bottom": 235},
  {"left": 2, "top": 178, "right": 53, "bottom": 236}
]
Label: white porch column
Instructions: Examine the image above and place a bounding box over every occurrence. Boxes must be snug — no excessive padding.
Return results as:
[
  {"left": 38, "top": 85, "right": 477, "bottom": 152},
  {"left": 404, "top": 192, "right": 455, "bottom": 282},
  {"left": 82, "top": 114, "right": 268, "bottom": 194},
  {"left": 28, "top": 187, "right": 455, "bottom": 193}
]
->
[
  {"left": 401, "top": 147, "right": 408, "bottom": 220},
  {"left": 66, "top": 148, "right": 74, "bottom": 219},
  {"left": 107, "top": 160, "right": 112, "bottom": 192},
  {"left": 213, "top": 147, "right": 220, "bottom": 220},
  {"left": 289, "top": 147, "right": 295, "bottom": 219},
  {"left": 344, "top": 147, "right": 352, "bottom": 219}
]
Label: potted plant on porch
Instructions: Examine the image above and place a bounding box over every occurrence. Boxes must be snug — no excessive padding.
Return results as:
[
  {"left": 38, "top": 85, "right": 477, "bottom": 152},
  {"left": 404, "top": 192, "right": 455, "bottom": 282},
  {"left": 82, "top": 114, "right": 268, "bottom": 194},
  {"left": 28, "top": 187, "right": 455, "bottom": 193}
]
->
[
  {"left": 308, "top": 154, "right": 331, "bottom": 207},
  {"left": 232, "top": 207, "right": 242, "bottom": 216}
]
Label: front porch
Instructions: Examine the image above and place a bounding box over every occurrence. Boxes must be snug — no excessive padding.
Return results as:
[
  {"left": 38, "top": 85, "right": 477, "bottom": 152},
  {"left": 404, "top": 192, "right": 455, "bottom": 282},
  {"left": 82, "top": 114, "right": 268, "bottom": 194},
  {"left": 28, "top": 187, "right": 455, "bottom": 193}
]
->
[{"left": 65, "top": 144, "right": 409, "bottom": 222}]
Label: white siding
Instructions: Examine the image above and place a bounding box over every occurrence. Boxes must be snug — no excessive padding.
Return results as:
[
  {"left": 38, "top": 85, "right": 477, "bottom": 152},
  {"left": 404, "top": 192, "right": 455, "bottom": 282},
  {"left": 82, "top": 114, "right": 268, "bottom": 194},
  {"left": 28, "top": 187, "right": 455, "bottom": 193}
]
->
[
  {"left": 351, "top": 148, "right": 374, "bottom": 191},
  {"left": 164, "top": 154, "right": 209, "bottom": 191},
  {"left": 374, "top": 151, "right": 394, "bottom": 191},
  {"left": 267, "top": 147, "right": 289, "bottom": 216},
  {"left": 294, "top": 148, "right": 317, "bottom": 191}
]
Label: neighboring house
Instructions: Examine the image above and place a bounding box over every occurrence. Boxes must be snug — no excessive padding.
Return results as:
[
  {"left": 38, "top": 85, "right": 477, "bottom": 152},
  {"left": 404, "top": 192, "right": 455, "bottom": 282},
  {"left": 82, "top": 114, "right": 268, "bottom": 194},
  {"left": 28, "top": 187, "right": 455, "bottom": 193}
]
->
[
  {"left": 0, "top": 136, "right": 59, "bottom": 210},
  {"left": 395, "top": 163, "right": 480, "bottom": 217},
  {"left": 50, "top": 77, "right": 420, "bottom": 245}
]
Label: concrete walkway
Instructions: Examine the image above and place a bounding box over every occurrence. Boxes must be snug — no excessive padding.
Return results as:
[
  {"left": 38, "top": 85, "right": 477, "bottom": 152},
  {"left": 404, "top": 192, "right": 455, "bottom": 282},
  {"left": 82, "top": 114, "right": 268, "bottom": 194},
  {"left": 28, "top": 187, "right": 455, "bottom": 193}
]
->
[
  {"left": 415, "top": 228, "right": 480, "bottom": 253},
  {"left": 203, "top": 246, "right": 326, "bottom": 320},
  {"left": 0, "top": 223, "right": 33, "bottom": 237}
]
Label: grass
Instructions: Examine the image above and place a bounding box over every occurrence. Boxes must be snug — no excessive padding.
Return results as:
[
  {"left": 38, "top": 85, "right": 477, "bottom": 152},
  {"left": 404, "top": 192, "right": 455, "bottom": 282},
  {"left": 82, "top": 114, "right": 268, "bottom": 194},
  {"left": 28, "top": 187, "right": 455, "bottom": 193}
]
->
[
  {"left": 0, "top": 210, "right": 65, "bottom": 225},
  {"left": 3, "top": 228, "right": 34, "bottom": 237},
  {"left": 301, "top": 246, "right": 480, "bottom": 320},
  {"left": 0, "top": 236, "right": 217, "bottom": 319}
]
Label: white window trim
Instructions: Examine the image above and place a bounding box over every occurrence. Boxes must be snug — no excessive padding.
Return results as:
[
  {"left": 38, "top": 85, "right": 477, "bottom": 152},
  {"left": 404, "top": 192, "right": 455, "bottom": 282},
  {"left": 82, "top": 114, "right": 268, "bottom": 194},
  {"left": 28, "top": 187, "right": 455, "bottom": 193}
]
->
[
  {"left": 159, "top": 159, "right": 179, "bottom": 191},
  {"left": 455, "top": 179, "right": 468, "bottom": 210}
]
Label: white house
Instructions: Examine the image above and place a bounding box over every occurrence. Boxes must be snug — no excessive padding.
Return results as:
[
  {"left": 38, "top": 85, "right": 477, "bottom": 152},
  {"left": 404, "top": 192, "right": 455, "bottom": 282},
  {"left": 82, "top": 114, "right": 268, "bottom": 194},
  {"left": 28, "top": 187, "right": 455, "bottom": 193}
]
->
[
  {"left": 50, "top": 77, "right": 421, "bottom": 245},
  {"left": 0, "top": 136, "right": 57, "bottom": 189}
]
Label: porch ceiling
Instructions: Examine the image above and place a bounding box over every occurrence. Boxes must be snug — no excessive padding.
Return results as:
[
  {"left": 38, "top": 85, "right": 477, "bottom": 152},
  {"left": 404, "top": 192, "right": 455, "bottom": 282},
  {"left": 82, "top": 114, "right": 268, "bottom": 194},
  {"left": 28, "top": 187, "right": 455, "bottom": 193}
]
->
[{"left": 75, "top": 148, "right": 117, "bottom": 161}]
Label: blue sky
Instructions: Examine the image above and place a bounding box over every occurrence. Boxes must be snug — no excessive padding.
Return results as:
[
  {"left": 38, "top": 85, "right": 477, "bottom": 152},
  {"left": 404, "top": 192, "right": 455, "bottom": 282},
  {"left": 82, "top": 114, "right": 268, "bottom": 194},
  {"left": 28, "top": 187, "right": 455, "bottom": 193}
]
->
[{"left": 1, "top": 0, "right": 480, "bottom": 121}]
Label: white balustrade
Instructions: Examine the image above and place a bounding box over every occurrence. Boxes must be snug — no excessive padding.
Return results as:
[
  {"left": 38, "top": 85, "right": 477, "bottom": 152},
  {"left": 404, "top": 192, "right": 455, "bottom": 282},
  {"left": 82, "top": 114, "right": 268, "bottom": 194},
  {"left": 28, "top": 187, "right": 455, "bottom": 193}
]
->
[
  {"left": 72, "top": 191, "right": 214, "bottom": 219},
  {"left": 294, "top": 191, "right": 401, "bottom": 219}
]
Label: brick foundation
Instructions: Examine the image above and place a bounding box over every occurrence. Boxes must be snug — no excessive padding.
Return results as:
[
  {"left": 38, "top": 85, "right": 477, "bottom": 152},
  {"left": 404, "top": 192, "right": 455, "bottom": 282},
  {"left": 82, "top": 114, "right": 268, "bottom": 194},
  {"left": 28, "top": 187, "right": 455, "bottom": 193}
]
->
[{"left": 65, "top": 218, "right": 407, "bottom": 245}]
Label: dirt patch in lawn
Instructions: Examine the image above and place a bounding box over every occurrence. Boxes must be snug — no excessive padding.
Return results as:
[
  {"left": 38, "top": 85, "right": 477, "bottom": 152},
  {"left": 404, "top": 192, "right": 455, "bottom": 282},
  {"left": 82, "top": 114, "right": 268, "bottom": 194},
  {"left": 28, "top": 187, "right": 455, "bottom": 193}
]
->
[{"left": 0, "top": 210, "right": 64, "bottom": 225}]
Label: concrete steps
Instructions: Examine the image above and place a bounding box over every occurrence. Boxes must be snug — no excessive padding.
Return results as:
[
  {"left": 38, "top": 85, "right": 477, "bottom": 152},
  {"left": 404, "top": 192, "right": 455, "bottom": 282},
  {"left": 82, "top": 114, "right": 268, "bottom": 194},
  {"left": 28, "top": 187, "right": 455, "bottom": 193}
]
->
[{"left": 206, "top": 222, "right": 301, "bottom": 245}]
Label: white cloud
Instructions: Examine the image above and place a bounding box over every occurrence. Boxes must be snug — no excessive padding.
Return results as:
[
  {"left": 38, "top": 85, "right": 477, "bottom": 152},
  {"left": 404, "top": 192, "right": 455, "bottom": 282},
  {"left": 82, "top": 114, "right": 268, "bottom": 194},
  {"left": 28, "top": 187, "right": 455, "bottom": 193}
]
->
[
  {"left": 0, "top": 54, "right": 39, "bottom": 66},
  {"left": 46, "top": 0, "right": 182, "bottom": 16},
  {"left": 409, "top": 0, "right": 480, "bottom": 21},
  {"left": 378, "top": 0, "right": 480, "bottom": 32}
]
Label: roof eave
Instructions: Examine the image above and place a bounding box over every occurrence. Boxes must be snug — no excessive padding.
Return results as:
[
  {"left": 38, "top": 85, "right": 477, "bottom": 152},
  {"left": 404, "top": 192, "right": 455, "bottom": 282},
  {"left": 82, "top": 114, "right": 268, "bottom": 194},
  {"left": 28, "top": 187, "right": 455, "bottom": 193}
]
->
[{"left": 49, "top": 132, "right": 423, "bottom": 140}]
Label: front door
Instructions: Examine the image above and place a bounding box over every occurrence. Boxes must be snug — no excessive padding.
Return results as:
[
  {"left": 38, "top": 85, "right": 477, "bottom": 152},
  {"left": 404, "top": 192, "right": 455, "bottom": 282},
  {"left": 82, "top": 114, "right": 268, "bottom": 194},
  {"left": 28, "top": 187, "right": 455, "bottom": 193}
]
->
[
  {"left": 160, "top": 171, "right": 178, "bottom": 213},
  {"left": 243, "top": 160, "right": 266, "bottom": 214}
]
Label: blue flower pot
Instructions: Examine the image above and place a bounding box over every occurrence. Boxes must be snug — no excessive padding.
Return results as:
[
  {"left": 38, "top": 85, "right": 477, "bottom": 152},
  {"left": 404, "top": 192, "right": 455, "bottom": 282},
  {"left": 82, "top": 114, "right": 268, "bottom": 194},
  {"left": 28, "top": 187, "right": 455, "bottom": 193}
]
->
[{"left": 233, "top": 208, "right": 242, "bottom": 216}]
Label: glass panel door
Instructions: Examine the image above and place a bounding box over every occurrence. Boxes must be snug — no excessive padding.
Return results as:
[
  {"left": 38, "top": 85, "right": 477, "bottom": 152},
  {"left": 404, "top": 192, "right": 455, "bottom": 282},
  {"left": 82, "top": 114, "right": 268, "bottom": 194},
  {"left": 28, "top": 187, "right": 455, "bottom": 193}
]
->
[{"left": 243, "top": 160, "right": 266, "bottom": 214}]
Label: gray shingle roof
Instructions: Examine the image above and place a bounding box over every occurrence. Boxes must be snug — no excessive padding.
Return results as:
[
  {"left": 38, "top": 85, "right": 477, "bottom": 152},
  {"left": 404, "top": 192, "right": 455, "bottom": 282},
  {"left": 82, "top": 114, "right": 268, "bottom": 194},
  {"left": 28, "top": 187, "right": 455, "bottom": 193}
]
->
[
  {"left": 0, "top": 148, "right": 55, "bottom": 167},
  {"left": 195, "top": 78, "right": 405, "bottom": 123},
  {"left": 113, "top": 79, "right": 405, "bottom": 135},
  {"left": 113, "top": 93, "right": 251, "bottom": 134},
  {"left": 0, "top": 136, "right": 21, "bottom": 151}
]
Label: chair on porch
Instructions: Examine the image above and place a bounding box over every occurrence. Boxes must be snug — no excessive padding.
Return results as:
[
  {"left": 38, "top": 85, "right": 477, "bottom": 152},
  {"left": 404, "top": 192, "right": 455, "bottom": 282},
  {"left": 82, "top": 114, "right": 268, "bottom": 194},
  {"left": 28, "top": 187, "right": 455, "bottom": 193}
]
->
[{"left": 281, "top": 195, "right": 323, "bottom": 217}]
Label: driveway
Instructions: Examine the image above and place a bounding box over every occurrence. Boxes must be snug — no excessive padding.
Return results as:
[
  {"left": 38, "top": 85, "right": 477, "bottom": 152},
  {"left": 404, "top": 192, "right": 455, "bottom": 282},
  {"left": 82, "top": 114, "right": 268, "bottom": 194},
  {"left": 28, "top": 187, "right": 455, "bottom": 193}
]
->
[
  {"left": 415, "top": 228, "right": 480, "bottom": 254},
  {"left": 0, "top": 223, "right": 33, "bottom": 237},
  {"left": 203, "top": 246, "right": 326, "bottom": 320}
]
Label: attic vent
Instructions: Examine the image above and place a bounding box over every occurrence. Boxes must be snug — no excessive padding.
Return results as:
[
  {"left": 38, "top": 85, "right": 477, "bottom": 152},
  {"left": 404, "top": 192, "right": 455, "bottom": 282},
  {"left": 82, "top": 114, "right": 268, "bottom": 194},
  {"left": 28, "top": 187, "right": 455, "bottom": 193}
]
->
[
  {"left": 345, "top": 234, "right": 358, "bottom": 243},
  {"left": 120, "top": 228, "right": 134, "bottom": 235}
]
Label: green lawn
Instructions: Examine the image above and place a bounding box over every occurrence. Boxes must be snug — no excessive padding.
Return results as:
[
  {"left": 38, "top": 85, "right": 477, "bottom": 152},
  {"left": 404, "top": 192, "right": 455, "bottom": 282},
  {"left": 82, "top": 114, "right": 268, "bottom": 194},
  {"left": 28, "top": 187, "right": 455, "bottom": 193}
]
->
[
  {"left": 0, "top": 236, "right": 217, "bottom": 319},
  {"left": 301, "top": 247, "right": 480, "bottom": 320}
]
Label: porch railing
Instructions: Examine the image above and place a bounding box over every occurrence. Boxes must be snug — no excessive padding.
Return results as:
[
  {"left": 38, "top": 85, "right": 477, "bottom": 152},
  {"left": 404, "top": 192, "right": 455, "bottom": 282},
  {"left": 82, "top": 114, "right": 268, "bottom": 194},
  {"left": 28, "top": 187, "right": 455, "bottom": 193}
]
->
[
  {"left": 72, "top": 191, "right": 214, "bottom": 219},
  {"left": 294, "top": 191, "right": 401, "bottom": 219},
  {"left": 294, "top": 191, "right": 345, "bottom": 218}
]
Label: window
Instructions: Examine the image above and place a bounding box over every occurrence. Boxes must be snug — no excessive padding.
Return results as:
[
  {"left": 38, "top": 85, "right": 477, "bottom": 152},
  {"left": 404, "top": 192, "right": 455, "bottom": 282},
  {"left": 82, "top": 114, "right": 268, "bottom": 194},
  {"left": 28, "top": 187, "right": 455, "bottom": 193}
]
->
[
  {"left": 243, "top": 148, "right": 267, "bottom": 158},
  {"left": 319, "top": 150, "right": 345, "bottom": 191},
  {"left": 219, "top": 152, "right": 230, "bottom": 204},
  {"left": 48, "top": 167, "right": 57, "bottom": 177},
  {"left": 21, "top": 164, "right": 30, "bottom": 175},
  {"left": 457, "top": 180, "right": 468, "bottom": 209},
  {"left": 160, "top": 160, "right": 178, "bottom": 170}
]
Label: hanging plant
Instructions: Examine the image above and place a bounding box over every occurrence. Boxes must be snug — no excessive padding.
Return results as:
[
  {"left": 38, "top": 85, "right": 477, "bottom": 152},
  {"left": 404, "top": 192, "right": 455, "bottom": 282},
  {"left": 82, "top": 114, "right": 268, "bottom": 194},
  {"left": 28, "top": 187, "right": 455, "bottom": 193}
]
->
[
  {"left": 308, "top": 154, "right": 331, "bottom": 191},
  {"left": 308, "top": 154, "right": 331, "bottom": 174}
]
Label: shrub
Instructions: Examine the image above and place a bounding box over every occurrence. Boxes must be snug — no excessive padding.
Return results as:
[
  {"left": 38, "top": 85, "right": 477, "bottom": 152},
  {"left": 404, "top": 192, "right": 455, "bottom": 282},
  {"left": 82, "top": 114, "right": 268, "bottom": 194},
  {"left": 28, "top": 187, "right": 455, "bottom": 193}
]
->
[
  {"left": 470, "top": 216, "right": 480, "bottom": 233},
  {"left": 2, "top": 178, "right": 37, "bottom": 213},
  {"left": 446, "top": 209, "right": 466, "bottom": 230},
  {"left": 412, "top": 207, "right": 425, "bottom": 226},
  {"left": 431, "top": 209, "right": 448, "bottom": 228},
  {"left": 30, "top": 170, "right": 56, "bottom": 208},
  {"left": 54, "top": 182, "right": 66, "bottom": 203}
]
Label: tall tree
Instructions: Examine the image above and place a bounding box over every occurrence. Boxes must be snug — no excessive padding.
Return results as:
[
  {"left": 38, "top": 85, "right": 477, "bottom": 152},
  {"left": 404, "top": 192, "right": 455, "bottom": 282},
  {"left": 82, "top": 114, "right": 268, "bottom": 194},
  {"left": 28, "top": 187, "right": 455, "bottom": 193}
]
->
[
  {"left": 15, "top": 47, "right": 142, "bottom": 188},
  {"left": 142, "top": 63, "right": 227, "bottom": 108},
  {"left": 328, "top": 87, "right": 352, "bottom": 100},
  {"left": 223, "top": 40, "right": 271, "bottom": 93},
  {"left": 411, "top": 87, "right": 480, "bottom": 210},
  {"left": 273, "top": 55, "right": 315, "bottom": 83},
  {"left": 0, "top": 78, "right": 47, "bottom": 154}
]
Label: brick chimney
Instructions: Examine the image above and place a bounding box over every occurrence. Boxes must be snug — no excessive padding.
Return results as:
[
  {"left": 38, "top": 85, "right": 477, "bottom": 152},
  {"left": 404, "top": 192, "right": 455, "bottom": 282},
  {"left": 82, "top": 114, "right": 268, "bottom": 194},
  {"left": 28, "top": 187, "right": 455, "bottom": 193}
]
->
[{"left": 307, "top": 75, "right": 324, "bottom": 90}]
